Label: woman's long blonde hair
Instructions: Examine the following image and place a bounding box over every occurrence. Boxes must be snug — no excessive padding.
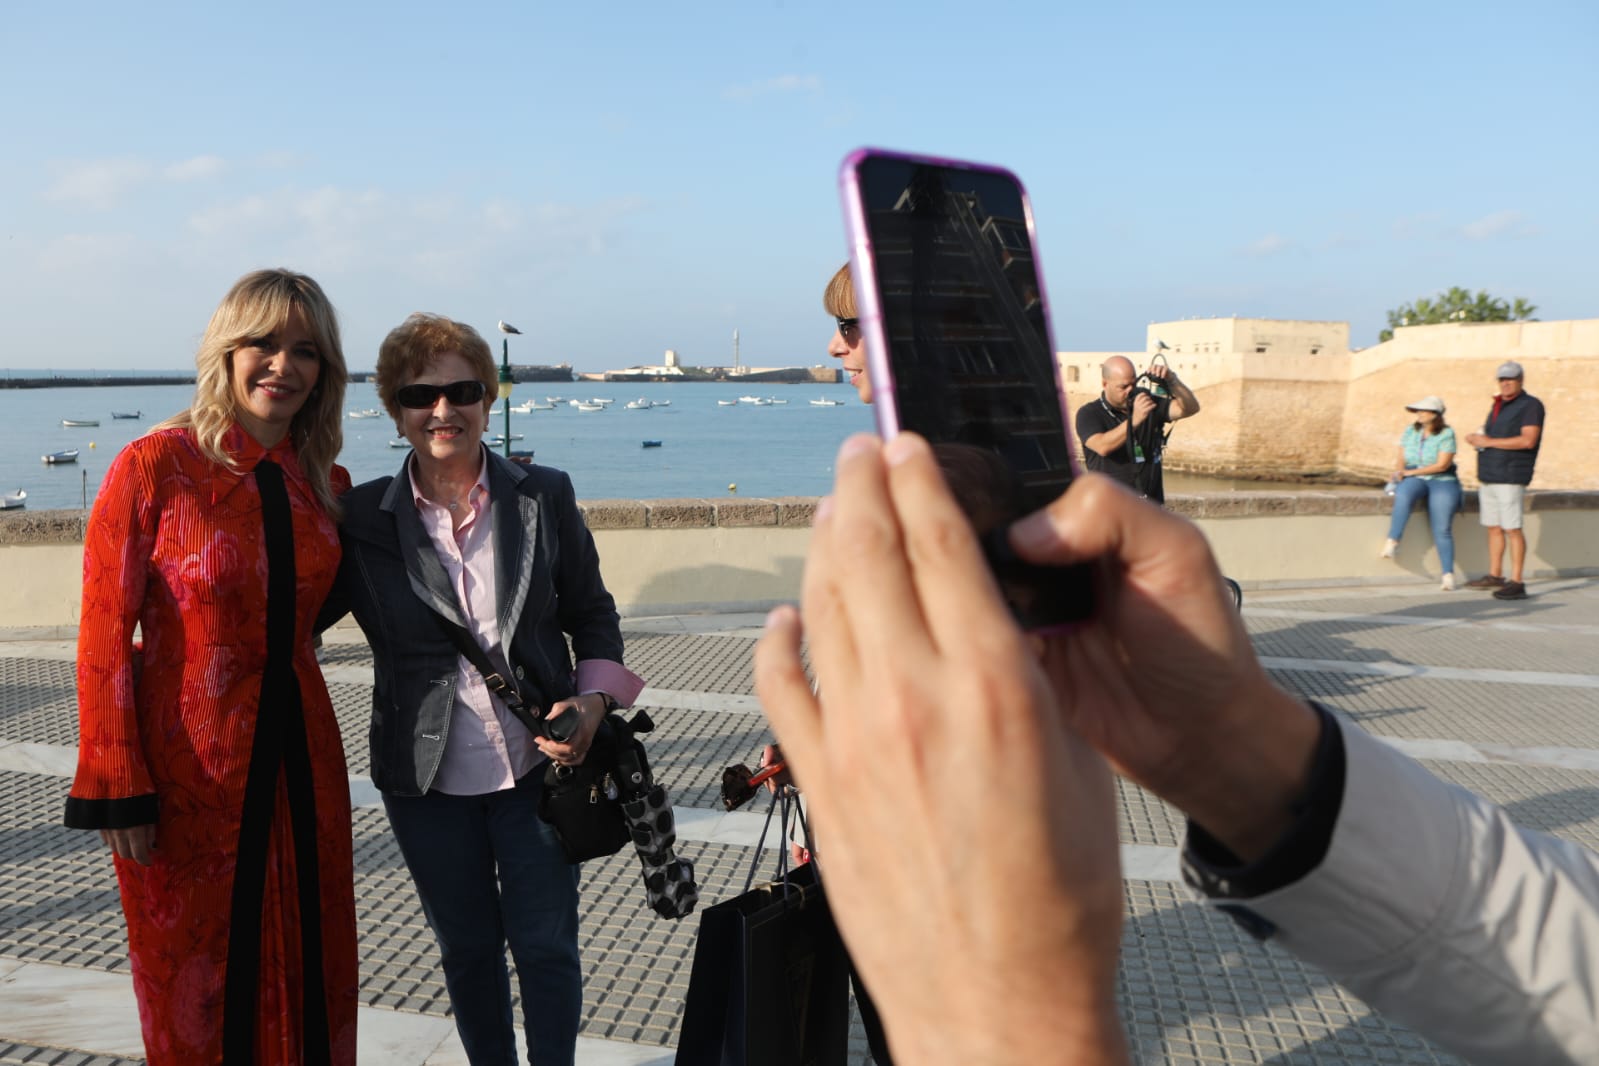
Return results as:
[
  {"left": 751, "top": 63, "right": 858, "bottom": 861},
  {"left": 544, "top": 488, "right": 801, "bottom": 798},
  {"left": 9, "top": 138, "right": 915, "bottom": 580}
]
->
[{"left": 154, "top": 269, "right": 348, "bottom": 516}]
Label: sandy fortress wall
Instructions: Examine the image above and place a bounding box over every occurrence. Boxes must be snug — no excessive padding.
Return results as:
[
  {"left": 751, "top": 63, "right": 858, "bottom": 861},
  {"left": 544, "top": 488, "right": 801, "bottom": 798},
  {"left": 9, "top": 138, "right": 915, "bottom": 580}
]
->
[{"left": 1058, "top": 317, "right": 1599, "bottom": 490}]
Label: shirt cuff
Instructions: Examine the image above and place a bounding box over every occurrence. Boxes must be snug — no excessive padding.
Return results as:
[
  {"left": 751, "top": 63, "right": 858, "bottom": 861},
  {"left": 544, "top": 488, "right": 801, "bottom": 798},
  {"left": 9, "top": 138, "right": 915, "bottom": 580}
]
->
[
  {"left": 1181, "top": 700, "right": 1346, "bottom": 902},
  {"left": 574, "top": 659, "right": 644, "bottom": 707}
]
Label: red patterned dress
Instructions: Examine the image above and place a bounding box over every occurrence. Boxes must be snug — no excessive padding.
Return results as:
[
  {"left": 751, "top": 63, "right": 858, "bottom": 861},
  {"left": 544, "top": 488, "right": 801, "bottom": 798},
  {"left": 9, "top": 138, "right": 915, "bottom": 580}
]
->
[{"left": 65, "top": 425, "right": 358, "bottom": 1065}]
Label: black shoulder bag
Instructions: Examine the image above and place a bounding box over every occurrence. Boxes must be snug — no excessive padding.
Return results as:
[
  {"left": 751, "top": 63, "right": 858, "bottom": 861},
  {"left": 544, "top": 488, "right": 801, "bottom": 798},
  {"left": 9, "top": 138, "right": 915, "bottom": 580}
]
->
[{"left": 428, "top": 609, "right": 699, "bottom": 918}]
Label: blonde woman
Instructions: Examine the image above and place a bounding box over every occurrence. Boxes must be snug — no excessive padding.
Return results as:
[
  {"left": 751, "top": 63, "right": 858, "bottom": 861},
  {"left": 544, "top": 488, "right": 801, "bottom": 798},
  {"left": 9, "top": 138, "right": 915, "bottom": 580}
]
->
[{"left": 65, "top": 269, "right": 358, "bottom": 1063}]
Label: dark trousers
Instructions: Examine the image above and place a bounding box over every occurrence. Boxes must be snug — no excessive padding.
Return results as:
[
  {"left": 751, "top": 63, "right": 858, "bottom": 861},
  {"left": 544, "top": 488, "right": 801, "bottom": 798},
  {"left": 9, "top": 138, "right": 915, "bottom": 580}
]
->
[{"left": 383, "top": 772, "right": 582, "bottom": 1066}]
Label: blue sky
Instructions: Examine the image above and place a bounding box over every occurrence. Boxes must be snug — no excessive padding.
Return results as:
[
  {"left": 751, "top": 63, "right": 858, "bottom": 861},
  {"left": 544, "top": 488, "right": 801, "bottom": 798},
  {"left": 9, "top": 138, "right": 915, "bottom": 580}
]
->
[{"left": 3, "top": 1, "right": 1594, "bottom": 371}]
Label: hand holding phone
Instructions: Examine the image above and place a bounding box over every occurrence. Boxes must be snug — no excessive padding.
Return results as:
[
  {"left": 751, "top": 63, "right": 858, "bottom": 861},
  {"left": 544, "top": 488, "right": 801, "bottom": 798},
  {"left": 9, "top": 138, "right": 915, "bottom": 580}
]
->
[{"left": 838, "top": 148, "right": 1093, "bottom": 629}]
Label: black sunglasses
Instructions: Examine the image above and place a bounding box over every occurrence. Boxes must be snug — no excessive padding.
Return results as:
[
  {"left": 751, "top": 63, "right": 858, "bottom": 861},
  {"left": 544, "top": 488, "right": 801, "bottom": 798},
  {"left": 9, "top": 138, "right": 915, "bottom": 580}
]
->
[
  {"left": 395, "top": 379, "right": 488, "bottom": 409},
  {"left": 835, "top": 316, "right": 859, "bottom": 335}
]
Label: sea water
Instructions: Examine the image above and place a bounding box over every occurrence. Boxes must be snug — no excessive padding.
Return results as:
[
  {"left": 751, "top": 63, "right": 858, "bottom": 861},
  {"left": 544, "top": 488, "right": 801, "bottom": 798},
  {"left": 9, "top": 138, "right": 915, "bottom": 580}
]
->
[{"left": 1, "top": 380, "right": 1353, "bottom": 512}]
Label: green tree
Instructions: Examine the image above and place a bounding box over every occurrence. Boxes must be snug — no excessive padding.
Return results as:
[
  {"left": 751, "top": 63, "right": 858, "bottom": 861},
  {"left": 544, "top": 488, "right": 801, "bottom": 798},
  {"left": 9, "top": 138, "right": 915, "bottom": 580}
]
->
[{"left": 1380, "top": 287, "right": 1537, "bottom": 342}]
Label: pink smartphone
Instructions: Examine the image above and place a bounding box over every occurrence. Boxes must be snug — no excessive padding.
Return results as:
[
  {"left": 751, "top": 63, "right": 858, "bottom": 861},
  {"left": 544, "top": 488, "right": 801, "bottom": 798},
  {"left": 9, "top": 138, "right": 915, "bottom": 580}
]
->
[{"left": 839, "top": 147, "right": 1093, "bottom": 628}]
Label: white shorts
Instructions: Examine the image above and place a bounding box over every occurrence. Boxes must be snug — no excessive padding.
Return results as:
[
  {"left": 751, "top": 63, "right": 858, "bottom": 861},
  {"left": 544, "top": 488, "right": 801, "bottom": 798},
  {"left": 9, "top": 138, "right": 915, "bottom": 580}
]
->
[{"left": 1478, "top": 483, "right": 1526, "bottom": 530}]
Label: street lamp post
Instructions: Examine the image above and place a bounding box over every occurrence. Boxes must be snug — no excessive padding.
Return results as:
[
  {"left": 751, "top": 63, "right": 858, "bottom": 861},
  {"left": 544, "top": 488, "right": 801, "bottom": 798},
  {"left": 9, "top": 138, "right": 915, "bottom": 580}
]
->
[{"left": 497, "top": 320, "right": 521, "bottom": 458}]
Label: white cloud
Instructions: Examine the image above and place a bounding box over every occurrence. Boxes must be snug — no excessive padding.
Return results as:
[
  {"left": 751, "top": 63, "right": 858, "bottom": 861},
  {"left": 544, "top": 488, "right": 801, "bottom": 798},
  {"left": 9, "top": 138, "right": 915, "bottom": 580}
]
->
[
  {"left": 163, "top": 155, "right": 227, "bottom": 182},
  {"left": 1459, "top": 209, "right": 1537, "bottom": 240},
  {"left": 44, "top": 159, "right": 153, "bottom": 210},
  {"left": 723, "top": 74, "right": 822, "bottom": 101},
  {"left": 1239, "top": 233, "right": 1293, "bottom": 257}
]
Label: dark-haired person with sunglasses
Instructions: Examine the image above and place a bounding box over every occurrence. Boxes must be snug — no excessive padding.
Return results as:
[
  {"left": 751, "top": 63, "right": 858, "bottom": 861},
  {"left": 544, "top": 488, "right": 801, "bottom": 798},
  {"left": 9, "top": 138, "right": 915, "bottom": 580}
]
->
[{"left": 319, "top": 312, "right": 641, "bottom": 1066}]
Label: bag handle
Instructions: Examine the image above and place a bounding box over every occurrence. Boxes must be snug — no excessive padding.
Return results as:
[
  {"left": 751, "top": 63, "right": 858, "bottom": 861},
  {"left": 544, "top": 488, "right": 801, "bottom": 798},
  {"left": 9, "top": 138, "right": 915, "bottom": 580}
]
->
[
  {"left": 742, "top": 785, "right": 818, "bottom": 896},
  {"left": 428, "top": 607, "right": 548, "bottom": 738}
]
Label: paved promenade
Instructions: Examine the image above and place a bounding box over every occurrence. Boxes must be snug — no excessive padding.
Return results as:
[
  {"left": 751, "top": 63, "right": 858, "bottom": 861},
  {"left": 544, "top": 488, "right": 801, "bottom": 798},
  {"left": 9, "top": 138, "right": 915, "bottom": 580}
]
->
[{"left": 4, "top": 578, "right": 1599, "bottom": 1064}]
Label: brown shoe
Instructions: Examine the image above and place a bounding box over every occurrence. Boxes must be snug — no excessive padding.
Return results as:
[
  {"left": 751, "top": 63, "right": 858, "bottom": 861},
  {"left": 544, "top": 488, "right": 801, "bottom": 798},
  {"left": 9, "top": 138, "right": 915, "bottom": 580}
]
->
[
  {"left": 1492, "top": 581, "right": 1528, "bottom": 601},
  {"left": 1465, "top": 575, "right": 1506, "bottom": 589}
]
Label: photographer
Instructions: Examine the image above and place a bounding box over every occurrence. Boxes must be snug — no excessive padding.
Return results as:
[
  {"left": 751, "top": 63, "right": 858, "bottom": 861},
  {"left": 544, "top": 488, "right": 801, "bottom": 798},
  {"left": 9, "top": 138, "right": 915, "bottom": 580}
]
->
[{"left": 1075, "top": 355, "right": 1199, "bottom": 504}]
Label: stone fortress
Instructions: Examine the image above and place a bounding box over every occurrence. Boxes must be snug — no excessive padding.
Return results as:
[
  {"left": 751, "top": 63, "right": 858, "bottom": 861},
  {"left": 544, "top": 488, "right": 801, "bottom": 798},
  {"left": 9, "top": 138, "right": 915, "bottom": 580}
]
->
[{"left": 1058, "top": 316, "right": 1599, "bottom": 490}]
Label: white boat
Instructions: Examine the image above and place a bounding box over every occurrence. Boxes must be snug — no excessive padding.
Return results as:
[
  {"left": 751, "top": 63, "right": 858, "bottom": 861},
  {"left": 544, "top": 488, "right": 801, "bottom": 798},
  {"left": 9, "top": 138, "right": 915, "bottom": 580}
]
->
[
  {"left": 43, "top": 449, "right": 79, "bottom": 464},
  {"left": 530, "top": 401, "right": 556, "bottom": 410},
  {"left": 61, "top": 418, "right": 99, "bottom": 427},
  {"left": 488, "top": 432, "right": 526, "bottom": 443},
  {"left": 388, "top": 439, "right": 411, "bottom": 449},
  {"left": 0, "top": 489, "right": 25, "bottom": 510},
  {"left": 653, "top": 399, "right": 671, "bottom": 407},
  {"left": 765, "top": 397, "right": 788, "bottom": 405},
  {"left": 574, "top": 402, "right": 604, "bottom": 412},
  {"left": 510, "top": 400, "right": 538, "bottom": 414},
  {"left": 716, "top": 399, "right": 738, "bottom": 406},
  {"left": 625, "top": 398, "right": 653, "bottom": 410},
  {"left": 488, "top": 405, "right": 504, "bottom": 417},
  {"left": 588, "top": 398, "right": 615, "bottom": 406},
  {"left": 111, "top": 410, "right": 142, "bottom": 420},
  {"left": 810, "top": 397, "right": 844, "bottom": 406},
  {"left": 545, "top": 395, "right": 564, "bottom": 403},
  {"left": 737, "top": 395, "right": 762, "bottom": 404},
  {"left": 348, "top": 409, "right": 382, "bottom": 419},
  {"left": 749, "top": 397, "right": 774, "bottom": 406}
]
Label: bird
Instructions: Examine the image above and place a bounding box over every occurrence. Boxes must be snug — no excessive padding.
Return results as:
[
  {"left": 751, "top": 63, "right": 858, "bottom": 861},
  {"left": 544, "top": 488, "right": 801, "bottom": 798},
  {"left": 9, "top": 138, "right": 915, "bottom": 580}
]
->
[{"left": 498, "top": 320, "right": 522, "bottom": 335}]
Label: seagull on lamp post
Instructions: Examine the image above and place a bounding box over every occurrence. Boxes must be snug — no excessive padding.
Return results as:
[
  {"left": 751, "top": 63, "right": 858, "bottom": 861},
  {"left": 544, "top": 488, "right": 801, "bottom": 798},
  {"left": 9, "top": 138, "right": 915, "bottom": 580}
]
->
[{"left": 498, "top": 320, "right": 522, "bottom": 335}]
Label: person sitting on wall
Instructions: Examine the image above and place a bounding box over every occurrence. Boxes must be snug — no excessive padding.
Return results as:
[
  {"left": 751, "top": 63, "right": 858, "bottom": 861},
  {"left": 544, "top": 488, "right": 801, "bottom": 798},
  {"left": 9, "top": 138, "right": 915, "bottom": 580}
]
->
[{"left": 1074, "top": 355, "right": 1200, "bottom": 504}]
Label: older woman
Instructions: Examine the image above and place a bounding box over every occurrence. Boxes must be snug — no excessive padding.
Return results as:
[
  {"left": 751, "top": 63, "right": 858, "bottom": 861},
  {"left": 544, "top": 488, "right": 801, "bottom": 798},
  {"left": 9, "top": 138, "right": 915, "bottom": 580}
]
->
[
  {"left": 324, "top": 312, "right": 642, "bottom": 1066},
  {"left": 1380, "top": 395, "right": 1462, "bottom": 591},
  {"left": 65, "top": 269, "right": 357, "bottom": 1064}
]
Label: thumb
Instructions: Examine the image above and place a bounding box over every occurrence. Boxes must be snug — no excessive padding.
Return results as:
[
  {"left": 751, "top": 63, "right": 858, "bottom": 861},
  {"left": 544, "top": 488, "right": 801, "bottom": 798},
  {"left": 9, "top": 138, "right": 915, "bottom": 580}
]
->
[{"left": 1008, "top": 474, "right": 1215, "bottom": 580}]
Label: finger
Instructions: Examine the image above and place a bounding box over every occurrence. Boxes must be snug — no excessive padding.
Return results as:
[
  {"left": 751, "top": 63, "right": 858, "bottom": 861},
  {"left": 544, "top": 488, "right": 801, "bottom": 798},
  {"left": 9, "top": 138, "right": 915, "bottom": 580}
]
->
[
  {"left": 797, "top": 494, "right": 863, "bottom": 700},
  {"left": 881, "top": 434, "right": 1018, "bottom": 659},
  {"left": 1011, "top": 474, "right": 1213, "bottom": 577},
  {"left": 753, "top": 605, "right": 826, "bottom": 799},
  {"left": 813, "top": 434, "right": 932, "bottom": 668},
  {"left": 130, "top": 829, "right": 152, "bottom": 866}
]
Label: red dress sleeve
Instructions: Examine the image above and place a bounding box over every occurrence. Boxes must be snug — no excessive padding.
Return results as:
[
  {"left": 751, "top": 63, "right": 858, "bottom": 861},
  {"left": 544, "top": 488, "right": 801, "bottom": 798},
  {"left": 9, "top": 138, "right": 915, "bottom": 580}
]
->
[{"left": 65, "top": 442, "right": 160, "bottom": 826}]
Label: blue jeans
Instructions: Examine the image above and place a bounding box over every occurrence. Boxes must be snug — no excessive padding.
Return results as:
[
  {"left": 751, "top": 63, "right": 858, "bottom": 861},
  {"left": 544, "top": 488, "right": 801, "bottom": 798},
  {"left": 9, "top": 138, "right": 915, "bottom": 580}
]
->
[
  {"left": 384, "top": 772, "right": 582, "bottom": 1066},
  {"left": 1387, "top": 476, "right": 1463, "bottom": 574}
]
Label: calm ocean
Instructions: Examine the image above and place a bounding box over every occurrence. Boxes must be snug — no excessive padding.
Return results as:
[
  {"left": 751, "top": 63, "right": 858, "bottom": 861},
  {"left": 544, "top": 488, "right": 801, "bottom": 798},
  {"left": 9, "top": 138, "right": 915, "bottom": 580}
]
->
[{"left": 2, "top": 380, "right": 1352, "bottom": 512}]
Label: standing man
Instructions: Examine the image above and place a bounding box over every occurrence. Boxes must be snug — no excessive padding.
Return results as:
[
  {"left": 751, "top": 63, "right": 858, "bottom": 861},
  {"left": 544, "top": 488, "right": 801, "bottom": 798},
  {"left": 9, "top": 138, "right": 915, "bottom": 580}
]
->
[
  {"left": 1463, "top": 361, "right": 1545, "bottom": 601},
  {"left": 1074, "top": 355, "right": 1200, "bottom": 504}
]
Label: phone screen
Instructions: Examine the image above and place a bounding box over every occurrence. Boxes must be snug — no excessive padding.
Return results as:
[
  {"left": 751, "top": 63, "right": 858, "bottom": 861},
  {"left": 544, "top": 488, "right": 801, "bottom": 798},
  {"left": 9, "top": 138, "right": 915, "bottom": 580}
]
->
[{"left": 843, "top": 150, "right": 1093, "bottom": 628}]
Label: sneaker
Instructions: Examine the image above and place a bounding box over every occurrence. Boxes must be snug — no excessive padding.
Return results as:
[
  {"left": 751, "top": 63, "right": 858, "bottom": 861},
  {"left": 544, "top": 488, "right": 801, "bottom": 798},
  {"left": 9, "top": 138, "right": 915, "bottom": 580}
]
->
[
  {"left": 1464, "top": 575, "right": 1507, "bottom": 589},
  {"left": 1380, "top": 538, "right": 1399, "bottom": 559},
  {"left": 1493, "top": 581, "right": 1528, "bottom": 601},
  {"left": 1441, "top": 573, "right": 1456, "bottom": 591}
]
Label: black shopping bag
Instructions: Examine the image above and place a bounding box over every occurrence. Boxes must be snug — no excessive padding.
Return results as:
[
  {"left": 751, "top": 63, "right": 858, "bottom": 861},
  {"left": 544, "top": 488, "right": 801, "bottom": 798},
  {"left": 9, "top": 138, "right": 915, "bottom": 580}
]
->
[{"left": 675, "top": 791, "right": 849, "bottom": 1066}]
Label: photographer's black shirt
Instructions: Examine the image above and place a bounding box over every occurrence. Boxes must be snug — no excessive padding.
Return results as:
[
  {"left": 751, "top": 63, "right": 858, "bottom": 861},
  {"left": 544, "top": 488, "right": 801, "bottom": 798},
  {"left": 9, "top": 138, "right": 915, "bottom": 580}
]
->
[{"left": 1075, "top": 390, "right": 1172, "bottom": 503}]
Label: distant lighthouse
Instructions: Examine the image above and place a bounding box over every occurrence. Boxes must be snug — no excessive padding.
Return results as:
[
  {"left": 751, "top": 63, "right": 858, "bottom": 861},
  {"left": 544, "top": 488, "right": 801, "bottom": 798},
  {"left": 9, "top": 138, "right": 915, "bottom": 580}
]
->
[{"left": 732, "top": 328, "right": 740, "bottom": 374}]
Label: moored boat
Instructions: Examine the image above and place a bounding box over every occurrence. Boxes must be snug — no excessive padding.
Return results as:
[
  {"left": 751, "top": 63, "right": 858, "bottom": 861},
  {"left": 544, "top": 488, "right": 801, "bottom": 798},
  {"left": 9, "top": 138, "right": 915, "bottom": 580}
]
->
[
  {"left": 716, "top": 399, "right": 738, "bottom": 406},
  {"left": 388, "top": 439, "right": 411, "bottom": 449},
  {"left": 625, "top": 398, "right": 653, "bottom": 410},
  {"left": 61, "top": 418, "right": 99, "bottom": 427},
  {"left": 810, "top": 397, "right": 844, "bottom": 406},
  {"left": 348, "top": 409, "right": 382, "bottom": 419},
  {"left": 574, "top": 402, "right": 604, "bottom": 412},
  {"left": 43, "top": 449, "right": 79, "bottom": 464},
  {"left": 0, "top": 489, "right": 26, "bottom": 510},
  {"left": 110, "top": 410, "right": 142, "bottom": 419},
  {"left": 641, "top": 440, "right": 663, "bottom": 448}
]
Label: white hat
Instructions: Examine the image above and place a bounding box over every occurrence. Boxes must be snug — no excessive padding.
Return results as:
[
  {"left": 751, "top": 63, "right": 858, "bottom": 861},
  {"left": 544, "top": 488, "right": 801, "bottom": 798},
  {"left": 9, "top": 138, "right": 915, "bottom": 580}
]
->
[{"left": 1405, "top": 395, "right": 1446, "bottom": 414}]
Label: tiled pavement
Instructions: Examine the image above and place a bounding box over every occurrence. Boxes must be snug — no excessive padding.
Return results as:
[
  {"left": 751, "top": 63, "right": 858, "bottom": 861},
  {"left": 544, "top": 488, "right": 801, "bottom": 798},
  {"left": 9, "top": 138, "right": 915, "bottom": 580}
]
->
[{"left": 4, "top": 578, "right": 1599, "bottom": 1064}]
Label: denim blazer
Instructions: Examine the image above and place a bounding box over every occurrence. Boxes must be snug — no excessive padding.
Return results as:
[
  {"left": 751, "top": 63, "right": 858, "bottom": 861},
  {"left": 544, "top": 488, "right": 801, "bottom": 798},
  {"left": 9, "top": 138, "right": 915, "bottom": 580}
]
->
[{"left": 323, "top": 448, "right": 625, "bottom": 796}]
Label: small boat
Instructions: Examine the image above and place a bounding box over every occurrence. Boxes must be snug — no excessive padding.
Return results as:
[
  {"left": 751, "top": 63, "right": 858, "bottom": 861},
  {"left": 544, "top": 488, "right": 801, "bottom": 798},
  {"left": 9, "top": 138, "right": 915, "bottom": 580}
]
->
[
  {"left": 61, "top": 418, "right": 99, "bottom": 427},
  {"left": 388, "top": 439, "right": 411, "bottom": 449},
  {"left": 0, "top": 489, "right": 26, "bottom": 510},
  {"left": 653, "top": 399, "right": 671, "bottom": 407},
  {"left": 510, "top": 400, "right": 538, "bottom": 414},
  {"left": 765, "top": 397, "right": 788, "bottom": 405},
  {"left": 110, "top": 410, "right": 142, "bottom": 420},
  {"left": 625, "top": 398, "right": 653, "bottom": 410},
  {"left": 810, "top": 397, "right": 844, "bottom": 406},
  {"left": 641, "top": 440, "right": 663, "bottom": 449},
  {"left": 738, "top": 395, "right": 762, "bottom": 404},
  {"left": 716, "top": 399, "right": 738, "bottom": 406},
  {"left": 749, "top": 397, "right": 774, "bottom": 407},
  {"left": 545, "top": 395, "right": 564, "bottom": 403},
  {"left": 530, "top": 401, "right": 556, "bottom": 410},
  {"left": 589, "top": 397, "right": 615, "bottom": 406},
  {"left": 574, "top": 402, "right": 604, "bottom": 412},
  {"left": 487, "top": 405, "right": 504, "bottom": 417},
  {"left": 347, "top": 409, "right": 382, "bottom": 419},
  {"left": 43, "top": 449, "right": 79, "bottom": 464},
  {"left": 488, "top": 433, "right": 526, "bottom": 444}
]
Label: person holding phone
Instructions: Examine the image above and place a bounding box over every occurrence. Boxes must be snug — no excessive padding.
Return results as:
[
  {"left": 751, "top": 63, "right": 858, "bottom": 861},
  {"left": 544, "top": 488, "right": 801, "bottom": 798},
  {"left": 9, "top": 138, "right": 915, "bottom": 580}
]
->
[
  {"left": 1075, "top": 355, "right": 1200, "bottom": 504},
  {"left": 1379, "top": 395, "right": 1461, "bottom": 590},
  {"left": 321, "top": 312, "right": 642, "bottom": 1066},
  {"left": 754, "top": 432, "right": 1599, "bottom": 1065},
  {"left": 64, "top": 269, "right": 359, "bottom": 1064}
]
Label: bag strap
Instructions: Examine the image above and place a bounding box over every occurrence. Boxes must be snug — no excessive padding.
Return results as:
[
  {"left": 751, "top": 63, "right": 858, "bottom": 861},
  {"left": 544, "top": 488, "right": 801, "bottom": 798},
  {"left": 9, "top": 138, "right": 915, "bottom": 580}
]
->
[
  {"left": 741, "top": 785, "right": 817, "bottom": 896},
  {"left": 427, "top": 608, "right": 545, "bottom": 737}
]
